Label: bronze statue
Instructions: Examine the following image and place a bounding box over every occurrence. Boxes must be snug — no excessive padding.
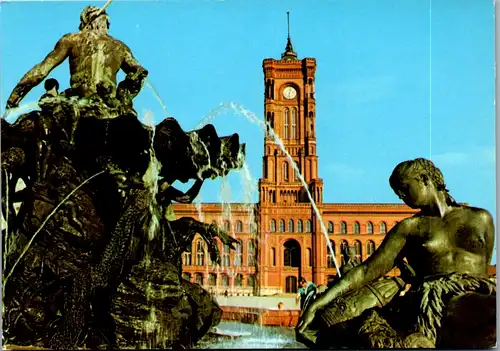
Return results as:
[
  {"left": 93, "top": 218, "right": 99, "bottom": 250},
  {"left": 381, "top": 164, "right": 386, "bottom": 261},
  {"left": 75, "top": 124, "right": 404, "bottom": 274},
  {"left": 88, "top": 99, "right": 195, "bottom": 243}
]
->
[
  {"left": 6, "top": 6, "right": 147, "bottom": 112},
  {"left": 296, "top": 158, "right": 496, "bottom": 348},
  {"left": 2, "top": 5, "right": 246, "bottom": 349}
]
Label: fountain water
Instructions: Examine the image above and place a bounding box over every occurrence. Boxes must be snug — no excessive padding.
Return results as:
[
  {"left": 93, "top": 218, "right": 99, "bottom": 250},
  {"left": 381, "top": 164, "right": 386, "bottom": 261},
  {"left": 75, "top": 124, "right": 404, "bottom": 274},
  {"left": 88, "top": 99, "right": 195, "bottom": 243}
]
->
[
  {"left": 196, "top": 321, "right": 304, "bottom": 349},
  {"left": 2, "top": 3, "right": 256, "bottom": 347},
  {"left": 196, "top": 102, "right": 341, "bottom": 276},
  {"left": 119, "top": 81, "right": 299, "bottom": 346},
  {"left": 195, "top": 102, "right": 232, "bottom": 130},
  {"left": 219, "top": 176, "right": 233, "bottom": 234},
  {"left": 1, "top": 101, "right": 41, "bottom": 121},
  {"left": 141, "top": 110, "right": 162, "bottom": 243},
  {"left": 139, "top": 110, "right": 166, "bottom": 347},
  {"left": 145, "top": 79, "right": 169, "bottom": 116},
  {"left": 240, "top": 160, "right": 258, "bottom": 230}
]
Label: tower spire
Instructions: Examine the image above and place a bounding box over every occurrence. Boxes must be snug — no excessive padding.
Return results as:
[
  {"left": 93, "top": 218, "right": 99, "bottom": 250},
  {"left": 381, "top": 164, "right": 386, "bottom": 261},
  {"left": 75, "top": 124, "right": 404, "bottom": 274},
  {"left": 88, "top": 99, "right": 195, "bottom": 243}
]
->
[
  {"left": 287, "top": 11, "right": 291, "bottom": 38},
  {"left": 281, "top": 11, "right": 297, "bottom": 60}
]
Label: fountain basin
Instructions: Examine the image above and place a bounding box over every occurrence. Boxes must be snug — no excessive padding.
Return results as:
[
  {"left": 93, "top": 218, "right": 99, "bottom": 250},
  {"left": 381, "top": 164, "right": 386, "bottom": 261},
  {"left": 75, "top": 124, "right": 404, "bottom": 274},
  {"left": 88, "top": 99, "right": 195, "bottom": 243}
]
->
[
  {"left": 220, "top": 306, "right": 300, "bottom": 327},
  {"left": 197, "top": 321, "right": 305, "bottom": 349}
]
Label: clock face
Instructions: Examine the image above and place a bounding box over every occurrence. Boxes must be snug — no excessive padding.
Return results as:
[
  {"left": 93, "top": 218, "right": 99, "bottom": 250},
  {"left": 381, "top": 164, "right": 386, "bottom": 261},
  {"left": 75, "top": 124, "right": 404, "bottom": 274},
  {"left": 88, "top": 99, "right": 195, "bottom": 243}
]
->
[{"left": 283, "top": 86, "right": 297, "bottom": 99}]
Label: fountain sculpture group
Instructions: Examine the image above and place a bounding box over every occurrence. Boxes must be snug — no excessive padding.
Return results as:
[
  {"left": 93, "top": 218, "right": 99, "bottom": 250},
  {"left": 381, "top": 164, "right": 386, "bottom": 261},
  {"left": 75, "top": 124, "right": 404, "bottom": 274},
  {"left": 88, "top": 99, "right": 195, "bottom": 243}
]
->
[
  {"left": 2, "top": 5, "right": 243, "bottom": 349},
  {"left": 2, "top": 4, "right": 497, "bottom": 350}
]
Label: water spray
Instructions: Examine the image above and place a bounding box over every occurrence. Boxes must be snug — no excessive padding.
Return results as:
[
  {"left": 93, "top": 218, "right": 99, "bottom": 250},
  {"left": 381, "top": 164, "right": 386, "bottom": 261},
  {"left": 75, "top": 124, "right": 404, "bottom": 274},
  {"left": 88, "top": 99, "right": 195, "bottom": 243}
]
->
[{"left": 197, "top": 102, "right": 342, "bottom": 277}]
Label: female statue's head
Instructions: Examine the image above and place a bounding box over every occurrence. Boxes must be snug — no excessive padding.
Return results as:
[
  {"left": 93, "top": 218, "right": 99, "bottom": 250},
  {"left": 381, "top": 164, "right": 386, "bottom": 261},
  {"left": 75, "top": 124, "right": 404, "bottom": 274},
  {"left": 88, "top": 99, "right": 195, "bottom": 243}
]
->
[
  {"left": 389, "top": 158, "right": 458, "bottom": 208},
  {"left": 79, "top": 6, "right": 110, "bottom": 31}
]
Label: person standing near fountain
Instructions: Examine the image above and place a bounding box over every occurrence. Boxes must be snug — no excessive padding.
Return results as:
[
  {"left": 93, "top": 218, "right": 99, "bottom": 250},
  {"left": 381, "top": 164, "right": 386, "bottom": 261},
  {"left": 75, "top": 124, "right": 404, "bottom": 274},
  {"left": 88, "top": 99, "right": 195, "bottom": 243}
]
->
[
  {"left": 296, "top": 158, "right": 496, "bottom": 348},
  {"left": 5, "top": 6, "right": 148, "bottom": 111},
  {"left": 296, "top": 277, "right": 317, "bottom": 312}
]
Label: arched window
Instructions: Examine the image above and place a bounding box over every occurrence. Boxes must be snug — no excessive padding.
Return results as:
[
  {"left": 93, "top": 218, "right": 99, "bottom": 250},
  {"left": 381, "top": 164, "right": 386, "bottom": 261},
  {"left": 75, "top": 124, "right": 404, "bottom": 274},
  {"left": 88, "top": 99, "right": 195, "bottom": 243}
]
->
[
  {"left": 235, "top": 220, "right": 243, "bottom": 233},
  {"left": 367, "top": 240, "right": 375, "bottom": 256},
  {"left": 235, "top": 274, "right": 243, "bottom": 287},
  {"left": 222, "top": 244, "right": 230, "bottom": 267},
  {"left": 208, "top": 273, "right": 217, "bottom": 286},
  {"left": 288, "top": 219, "right": 294, "bottom": 233},
  {"left": 306, "top": 220, "right": 312, "bottom": 232},
  {"left": 247, "top": 240, "right": 256, "bottom": 266},
  {"left": 271, "top": 247, "right": 276, "bottom": 266},
  {"left": 283, "top": 162, "right": 289, "bottom": 181},
  {"left": 328, "top": 221, "right": 334, "bottom": 233},
  {"left": 249, "top": 222, "right": 256, "bottom": 233},
  {"left": 307, "top": 248, "right": 312, "bottom": 266},
  {"left": 182, "top": 272, "right": 191, "bottom": 281},
  {"left": 380, "top": 222, "right": 387, "bottom": 234},
  {"left": 223, "top": 221, "right": 231, "bottom": 232},
  {"left": 270, "top": 219, "right": 276, "bottom": 232},
  {"left": 327, "top": 240, "right": 336, "bottom": 268},
  {"left": 284, "top": 108, "right": 289, "bottom": 139},
  {"left": 196, "top": 241, "right": 205, "bottom": 266},
  {"left": 340, "top": 240, "right": 348, "bottom": 266},
  {"left": 234, "top": 240, "right": 242, "bottom": 266},
  {"left": 341, "top": 221, "right": 347, "bottom": 234},
  {"left": 354, "top": 240, "right": 362, "bottom": 263},
  {"left": 354, "top": 221, "right": 360, "bottom": 234},
  {"left": 182, "top": 252, "right": 192, "bottom": 266},
  {"left": 221, "top": 274, "right": 229, "bottom": 287},
  {"left": 284, "top": 240, "right": 301, "bottom": 267},
  {"left": 367, "top": 221, "right": 373, "bottom": 234},
  {"left": 279, "top": 219, "right": 285, "bottom": 232},
  {"left": 291, "top": 108, "right": 297, "bottom": 138},
  {"left": 297, "top": 220, "right": 303, "bottom": 233}
]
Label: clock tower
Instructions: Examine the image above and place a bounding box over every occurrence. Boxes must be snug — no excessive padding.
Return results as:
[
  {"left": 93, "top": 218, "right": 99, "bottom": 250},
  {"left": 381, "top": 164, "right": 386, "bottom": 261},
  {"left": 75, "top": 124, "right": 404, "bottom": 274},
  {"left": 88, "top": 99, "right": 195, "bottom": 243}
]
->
[
  {"left": 257, "top": 13, "right": 325, "bottom": 289},
  {"left": 174, "top": 13, "right": 419, "bottom": 296},
  {"left": 258, "top": 25, "right": 323, "bottom": 205}
]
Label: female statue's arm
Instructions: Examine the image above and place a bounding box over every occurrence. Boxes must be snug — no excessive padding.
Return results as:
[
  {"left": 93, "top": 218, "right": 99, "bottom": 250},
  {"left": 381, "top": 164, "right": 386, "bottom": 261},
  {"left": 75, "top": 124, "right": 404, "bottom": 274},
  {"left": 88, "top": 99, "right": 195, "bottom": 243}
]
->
[{"left": 297, "top": 220, "right": 411, "bottom": 333}]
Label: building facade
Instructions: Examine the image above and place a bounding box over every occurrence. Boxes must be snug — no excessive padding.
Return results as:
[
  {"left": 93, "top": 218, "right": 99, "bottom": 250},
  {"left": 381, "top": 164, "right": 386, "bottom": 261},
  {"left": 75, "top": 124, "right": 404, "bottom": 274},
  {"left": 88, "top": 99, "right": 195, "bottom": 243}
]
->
[{"left": 174, "top": 36, "right": 416, "bottom": 296}]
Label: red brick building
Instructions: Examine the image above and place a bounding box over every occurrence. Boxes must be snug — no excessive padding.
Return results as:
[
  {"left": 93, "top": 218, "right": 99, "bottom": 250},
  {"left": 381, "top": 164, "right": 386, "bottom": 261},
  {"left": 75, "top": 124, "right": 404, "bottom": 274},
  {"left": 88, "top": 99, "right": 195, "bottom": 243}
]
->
[{"left": 174, "top": 36, "right": 416, "bottom": 295}]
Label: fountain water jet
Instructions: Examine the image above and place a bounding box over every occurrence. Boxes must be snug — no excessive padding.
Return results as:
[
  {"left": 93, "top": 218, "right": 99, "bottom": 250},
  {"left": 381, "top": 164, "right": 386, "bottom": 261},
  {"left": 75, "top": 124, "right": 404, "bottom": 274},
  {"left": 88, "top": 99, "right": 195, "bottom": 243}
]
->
[
  {"left": 145, "top": 79, "right": 169, "bottom": 116},
  {"left": 141, "top": 110, "right": 162, "bottom": 242},
  {"left": 219, "top": 176, "right": 233, "bottom": 234},
  {"left": 240, "top": 160, "right": 258, "bottom": 229},
  {"left": 2, "top": 101, "right": 41, "bottom": 121},
  {"left": 194, "top": 194, "right": 205, "bottom": 222},
  {"left": 197, "top": 102, "right": 341, "bottom": 277}
]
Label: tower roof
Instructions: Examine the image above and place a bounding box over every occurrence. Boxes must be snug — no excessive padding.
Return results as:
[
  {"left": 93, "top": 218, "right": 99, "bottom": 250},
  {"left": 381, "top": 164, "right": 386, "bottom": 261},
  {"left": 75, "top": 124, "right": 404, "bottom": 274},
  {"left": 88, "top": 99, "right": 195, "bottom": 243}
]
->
[{"left": 281, "top": 11, "right": 298, "bottom": 60}]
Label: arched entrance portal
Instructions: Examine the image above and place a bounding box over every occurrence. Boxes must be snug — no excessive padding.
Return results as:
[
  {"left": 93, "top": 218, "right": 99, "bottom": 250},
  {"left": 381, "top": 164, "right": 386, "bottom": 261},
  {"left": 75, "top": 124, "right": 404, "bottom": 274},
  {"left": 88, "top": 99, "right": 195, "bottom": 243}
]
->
[{"left": 283, "top": 239, "right": 301, "bottom": 293}]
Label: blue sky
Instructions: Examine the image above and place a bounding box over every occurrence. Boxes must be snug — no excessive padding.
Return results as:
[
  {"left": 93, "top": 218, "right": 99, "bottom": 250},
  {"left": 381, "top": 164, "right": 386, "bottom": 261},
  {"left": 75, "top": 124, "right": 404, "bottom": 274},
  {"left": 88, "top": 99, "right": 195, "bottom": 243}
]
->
[{"left": 1, "top": 0, "right": 496, "bottom": 257}]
